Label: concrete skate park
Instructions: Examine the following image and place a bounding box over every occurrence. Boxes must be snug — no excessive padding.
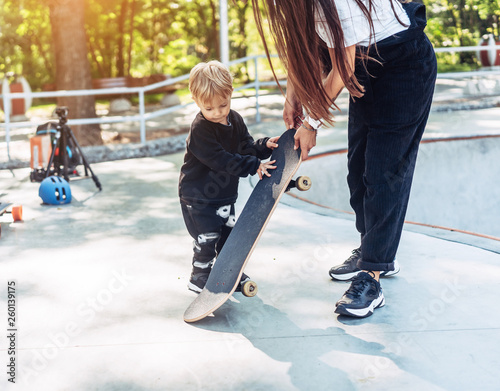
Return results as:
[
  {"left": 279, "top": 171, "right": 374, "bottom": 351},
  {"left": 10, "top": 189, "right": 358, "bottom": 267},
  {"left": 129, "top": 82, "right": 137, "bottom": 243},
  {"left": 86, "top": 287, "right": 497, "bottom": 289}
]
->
[{"left": 1, "top": 78, "right": 500, "bottom": 390}]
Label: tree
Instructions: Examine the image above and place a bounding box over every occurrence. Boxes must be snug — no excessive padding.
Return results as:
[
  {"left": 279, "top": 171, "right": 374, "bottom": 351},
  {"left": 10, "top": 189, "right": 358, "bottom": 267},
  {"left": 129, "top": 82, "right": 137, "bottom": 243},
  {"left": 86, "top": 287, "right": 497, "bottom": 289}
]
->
[
  {"left": 476, "top": 0, "right": 500, "bottom": 37},
  {"left": 231, "top": 0, "right": 251, "bottom": 82},
  {"left": 47, "top": 0, "right": 102, "bottom": 145},
  {"left": 423, "top": 0, "right": 500, "bottom": 70},
  {"left": 0, "top": 0, "right": 54, "bottom": 91}
]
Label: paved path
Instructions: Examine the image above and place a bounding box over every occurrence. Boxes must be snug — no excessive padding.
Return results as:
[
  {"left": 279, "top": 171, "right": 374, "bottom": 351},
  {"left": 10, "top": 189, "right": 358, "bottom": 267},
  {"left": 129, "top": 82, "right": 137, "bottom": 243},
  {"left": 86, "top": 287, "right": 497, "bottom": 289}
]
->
[
  {"left": 1, "top": 76, "right": 500, "bottom": 390},
  {"left": 1, "top": 147, "right": 500, "bottom": 390}
]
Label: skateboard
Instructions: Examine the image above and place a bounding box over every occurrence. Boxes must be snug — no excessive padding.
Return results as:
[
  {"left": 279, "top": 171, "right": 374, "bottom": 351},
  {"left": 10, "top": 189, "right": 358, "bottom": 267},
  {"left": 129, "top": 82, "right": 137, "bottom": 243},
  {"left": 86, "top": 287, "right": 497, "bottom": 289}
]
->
[
  {"left": 0, "top": 203, "right": 23, "bottom": 238},
  {"left": 183, "top": 128, "right": 311, "bottom": 323}
]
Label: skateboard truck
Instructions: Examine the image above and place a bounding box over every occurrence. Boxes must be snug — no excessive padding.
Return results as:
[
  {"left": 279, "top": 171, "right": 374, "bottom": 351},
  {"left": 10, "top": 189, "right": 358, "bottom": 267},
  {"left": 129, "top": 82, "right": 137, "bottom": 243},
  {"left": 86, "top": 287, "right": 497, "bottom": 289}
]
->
[{"left": 286, "top": 176, "right": 312, "bottom": 192}]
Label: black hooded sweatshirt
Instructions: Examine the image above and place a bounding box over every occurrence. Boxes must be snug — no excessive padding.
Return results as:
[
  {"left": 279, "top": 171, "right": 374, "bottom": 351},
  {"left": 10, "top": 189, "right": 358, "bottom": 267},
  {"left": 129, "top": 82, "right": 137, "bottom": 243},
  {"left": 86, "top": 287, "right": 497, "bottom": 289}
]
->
[{"left": 179, "top": 110, "right": 272, "bottom": 207}]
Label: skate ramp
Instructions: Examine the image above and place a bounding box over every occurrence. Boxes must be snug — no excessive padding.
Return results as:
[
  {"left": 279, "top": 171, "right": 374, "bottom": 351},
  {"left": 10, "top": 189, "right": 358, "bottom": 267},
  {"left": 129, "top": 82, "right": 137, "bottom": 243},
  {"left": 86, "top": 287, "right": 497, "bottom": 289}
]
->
[
  {"left": 2, "top": 149, "right": 500, "bottom": 390},
  {"left": 290, "top": 135, "right": 500, "bottom": 247}
]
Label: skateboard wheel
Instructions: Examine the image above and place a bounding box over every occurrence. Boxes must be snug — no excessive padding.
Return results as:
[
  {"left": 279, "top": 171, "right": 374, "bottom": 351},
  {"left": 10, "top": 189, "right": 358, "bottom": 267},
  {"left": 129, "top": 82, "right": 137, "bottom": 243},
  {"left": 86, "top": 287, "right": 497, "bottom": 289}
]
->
[
  {"left": 241, "top": 281, "right": 258, "bottom": 297},
  {"left": 296, "top": 176, "right": 312, "bottom": 191},
  {"left": 11, "top": 205, "right": 23, "bottom": 222}
]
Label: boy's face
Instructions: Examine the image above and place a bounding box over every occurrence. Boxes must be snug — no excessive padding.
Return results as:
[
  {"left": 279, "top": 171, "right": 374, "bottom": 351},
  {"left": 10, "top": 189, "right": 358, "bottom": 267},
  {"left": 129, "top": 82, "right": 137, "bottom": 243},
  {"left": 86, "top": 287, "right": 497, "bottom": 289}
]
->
[{"left": 196, "top": 95, "right": 231, "bottom": 125}]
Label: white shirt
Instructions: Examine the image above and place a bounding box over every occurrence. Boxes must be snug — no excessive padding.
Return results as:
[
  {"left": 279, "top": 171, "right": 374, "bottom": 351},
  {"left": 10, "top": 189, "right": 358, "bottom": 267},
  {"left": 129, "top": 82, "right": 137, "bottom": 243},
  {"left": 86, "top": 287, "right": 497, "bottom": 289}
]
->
[{"left": 315, "top": 0, "right": 410, "bottom": 47}]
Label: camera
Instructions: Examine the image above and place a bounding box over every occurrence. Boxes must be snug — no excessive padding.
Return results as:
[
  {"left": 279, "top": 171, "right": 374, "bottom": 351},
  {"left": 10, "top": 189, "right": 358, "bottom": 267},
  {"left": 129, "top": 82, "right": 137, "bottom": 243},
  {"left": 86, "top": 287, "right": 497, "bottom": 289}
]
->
[{"left": 55, "top": 106, "right": 69, "bottom": 122}]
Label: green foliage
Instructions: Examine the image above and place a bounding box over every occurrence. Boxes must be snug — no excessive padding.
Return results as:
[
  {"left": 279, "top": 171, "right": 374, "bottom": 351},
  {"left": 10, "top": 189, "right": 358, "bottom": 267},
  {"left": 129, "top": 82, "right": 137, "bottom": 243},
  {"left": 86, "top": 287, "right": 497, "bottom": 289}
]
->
[
  {"left": 424, "top": 0, "right": 500, "bottom": 71},
  {"left": 0, "top": 0, "right": 268, "bottom": 91},
  {"left": 2, "top": 0, "right": 500, "bottom": 92},
  {"left": 0, "top": 0, "right": 53, "bottom": 90}
]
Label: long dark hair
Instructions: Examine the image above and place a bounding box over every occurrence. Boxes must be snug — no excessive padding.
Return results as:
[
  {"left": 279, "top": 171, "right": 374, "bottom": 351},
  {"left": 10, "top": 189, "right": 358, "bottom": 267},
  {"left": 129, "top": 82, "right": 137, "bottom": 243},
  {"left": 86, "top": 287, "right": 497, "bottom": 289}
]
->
[{"left": 252, "top": 0, "right": 407, "bottom": 125}]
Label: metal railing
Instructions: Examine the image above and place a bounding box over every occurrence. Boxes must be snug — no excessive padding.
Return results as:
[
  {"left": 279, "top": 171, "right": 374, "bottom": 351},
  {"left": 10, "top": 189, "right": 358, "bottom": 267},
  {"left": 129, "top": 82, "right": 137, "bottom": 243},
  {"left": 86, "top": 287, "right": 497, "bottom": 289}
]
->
[
  {"left": 0, "top": 55, "right": 283, "bottom": 161},
  {"left": 434, "top": 44, "right": 500, "bottom": 78},
  {"left": 2, "top": 46, "right": 500, "bottom": 161}
]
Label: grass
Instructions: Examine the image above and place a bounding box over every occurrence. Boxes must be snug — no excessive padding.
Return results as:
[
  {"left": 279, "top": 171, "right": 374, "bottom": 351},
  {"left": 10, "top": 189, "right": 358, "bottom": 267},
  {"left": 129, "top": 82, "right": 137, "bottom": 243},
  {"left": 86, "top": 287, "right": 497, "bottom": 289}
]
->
[{"left": 437, "top": 63, "right": 482, "bottom": 73}]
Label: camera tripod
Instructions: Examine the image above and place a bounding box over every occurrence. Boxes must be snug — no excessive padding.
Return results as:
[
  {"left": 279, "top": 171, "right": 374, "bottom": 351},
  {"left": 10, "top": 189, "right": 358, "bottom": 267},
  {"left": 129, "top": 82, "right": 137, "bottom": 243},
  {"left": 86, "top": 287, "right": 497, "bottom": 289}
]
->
[{"left": 30, "top": 107, "right": 102, "bottom": 191}]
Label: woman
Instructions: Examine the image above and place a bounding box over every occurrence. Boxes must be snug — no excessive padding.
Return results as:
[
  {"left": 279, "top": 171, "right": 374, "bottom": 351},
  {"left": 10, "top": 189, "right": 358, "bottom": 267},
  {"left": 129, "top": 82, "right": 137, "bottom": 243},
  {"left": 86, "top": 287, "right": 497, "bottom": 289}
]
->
[{"left": 252, "top": 0, "right": 437, "bottom": 318}]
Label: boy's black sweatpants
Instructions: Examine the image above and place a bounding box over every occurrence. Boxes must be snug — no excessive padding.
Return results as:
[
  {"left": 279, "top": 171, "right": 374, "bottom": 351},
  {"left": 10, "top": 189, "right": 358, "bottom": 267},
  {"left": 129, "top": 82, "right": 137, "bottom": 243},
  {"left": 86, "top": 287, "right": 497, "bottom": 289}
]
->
[{"left": 180, "top": 202, "right": 235, "bottom": 268}]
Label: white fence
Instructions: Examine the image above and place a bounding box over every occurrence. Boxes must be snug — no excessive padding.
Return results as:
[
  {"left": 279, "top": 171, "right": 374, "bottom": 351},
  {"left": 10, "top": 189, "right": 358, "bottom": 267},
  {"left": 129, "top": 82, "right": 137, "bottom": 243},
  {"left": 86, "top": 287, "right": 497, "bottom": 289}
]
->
[
  {"left": 1, "top": 46, "right": 500, "bottom": 162},
  {"left": 0, "top": 55, "right": 283, "bottom": 161}
]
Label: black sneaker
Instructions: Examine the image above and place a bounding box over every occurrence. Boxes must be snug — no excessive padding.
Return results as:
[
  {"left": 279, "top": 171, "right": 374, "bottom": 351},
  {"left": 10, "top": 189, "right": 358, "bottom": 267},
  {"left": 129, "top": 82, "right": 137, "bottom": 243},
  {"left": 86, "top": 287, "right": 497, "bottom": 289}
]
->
[
  {"left": 334, "top": 272, "right": 385, "bottom": 318},
  {"left": 329, "top": 248, "right": 362, "bottom": 281},
  {"left": 380, "top": 260, "right": 400, "bottom": 278},
  {"left": 189, "top": 268, "right": 250, "bottom": 294},
  {"left": 188, "top": 265, "right": 212, "bottom": 293},
  {"left": 329, "top": 248, "right": 400, "bottom": 281},
  {"left": 235, "top": 273, "right": 250, "bottom": 292}
]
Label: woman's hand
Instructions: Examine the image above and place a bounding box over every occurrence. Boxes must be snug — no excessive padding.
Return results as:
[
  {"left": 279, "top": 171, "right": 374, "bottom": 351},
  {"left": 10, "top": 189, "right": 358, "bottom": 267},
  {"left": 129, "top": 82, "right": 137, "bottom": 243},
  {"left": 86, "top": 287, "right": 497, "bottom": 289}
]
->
[
  {"left": 257, "top": 160, "right": 277, "bottom": 180},
  {"left": 294, "top": 125, "right": 316, "bottom": 161}
]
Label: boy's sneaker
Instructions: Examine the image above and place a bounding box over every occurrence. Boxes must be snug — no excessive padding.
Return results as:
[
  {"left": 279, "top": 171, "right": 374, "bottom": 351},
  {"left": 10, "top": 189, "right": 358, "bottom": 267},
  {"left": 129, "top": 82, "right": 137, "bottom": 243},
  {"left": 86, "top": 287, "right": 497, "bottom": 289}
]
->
[
  {"left": 329, "top": 248, "right": 400, "bottom": 281},
  {"left": 188, "top": 265, "right": 212, "bottom": 293},
  {"left": 335, "top": 272, "right": 385, "bottom": 318},
  {"left": 188, "top": 267, "right": 250, "bottom": 294}
]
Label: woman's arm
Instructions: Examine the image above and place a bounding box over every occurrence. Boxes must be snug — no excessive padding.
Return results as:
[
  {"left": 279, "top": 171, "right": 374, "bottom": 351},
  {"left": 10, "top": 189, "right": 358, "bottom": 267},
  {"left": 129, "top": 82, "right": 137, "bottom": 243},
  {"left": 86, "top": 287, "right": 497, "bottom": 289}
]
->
[
  {"left": 283, "top": 81, "right": 304, "bottom": 130},
  {"left": 323, "top": 45, "right": 356, "bottom": 102},
  {"left": 294, "top": 44, "right": 357, "bottom": 161}
]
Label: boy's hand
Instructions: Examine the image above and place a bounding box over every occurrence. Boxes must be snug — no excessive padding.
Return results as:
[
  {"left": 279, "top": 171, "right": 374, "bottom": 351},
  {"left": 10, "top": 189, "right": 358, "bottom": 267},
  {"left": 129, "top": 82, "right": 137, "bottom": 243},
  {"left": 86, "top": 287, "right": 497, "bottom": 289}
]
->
[
  {"left": 266, "top": 136, "right": 279, "bottom": 150},
  {"left": 257, "top": 160, "right": 277, "bottom": 180}
]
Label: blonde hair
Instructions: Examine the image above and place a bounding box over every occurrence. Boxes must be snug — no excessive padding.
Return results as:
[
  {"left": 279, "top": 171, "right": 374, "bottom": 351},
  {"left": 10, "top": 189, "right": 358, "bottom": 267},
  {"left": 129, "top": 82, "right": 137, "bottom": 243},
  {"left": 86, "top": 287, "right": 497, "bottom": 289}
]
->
[{"left": 189, "top": 61, "right": 233, "bottom": 105}]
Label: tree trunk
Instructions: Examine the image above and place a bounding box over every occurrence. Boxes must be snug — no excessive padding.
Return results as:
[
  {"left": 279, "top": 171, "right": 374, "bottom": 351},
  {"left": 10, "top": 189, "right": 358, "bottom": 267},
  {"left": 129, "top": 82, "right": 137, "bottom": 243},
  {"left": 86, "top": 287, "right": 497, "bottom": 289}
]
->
[
  {"left": 117, "top": 0, "right": 128, "bottom": 77},
  {"left": 127, "top": 0, "right": 136, "bottom": 76},
  {"left": 236, "top": 0, "right": 251, "bottom": 82},
  {"left": 48, "top": 0, "right": 102, "bottom": 146}
]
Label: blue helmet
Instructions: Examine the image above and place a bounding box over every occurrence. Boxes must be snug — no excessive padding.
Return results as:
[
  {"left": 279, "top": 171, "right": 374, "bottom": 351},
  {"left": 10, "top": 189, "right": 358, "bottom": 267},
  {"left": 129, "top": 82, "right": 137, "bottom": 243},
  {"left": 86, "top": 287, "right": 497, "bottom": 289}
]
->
[{"left": 39, "top": 176, "right": 72, "bottom": 205}]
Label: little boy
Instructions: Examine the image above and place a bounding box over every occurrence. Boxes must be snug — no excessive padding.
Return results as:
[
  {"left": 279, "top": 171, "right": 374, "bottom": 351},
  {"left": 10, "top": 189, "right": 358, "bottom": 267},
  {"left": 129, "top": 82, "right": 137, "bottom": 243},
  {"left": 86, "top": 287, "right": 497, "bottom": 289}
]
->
[{"left": 179, "top": 60, "right": 279, "bottom": 293}]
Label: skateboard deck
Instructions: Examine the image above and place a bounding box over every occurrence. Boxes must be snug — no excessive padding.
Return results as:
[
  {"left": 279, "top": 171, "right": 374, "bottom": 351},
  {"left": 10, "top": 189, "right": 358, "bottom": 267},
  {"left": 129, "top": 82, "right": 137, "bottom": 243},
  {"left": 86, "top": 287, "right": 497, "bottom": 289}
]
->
[
  {"left": 0, "top": 203, "right": 23, "bottom": 238},
  {"left": 183, "top": 128, "right": 310, "bottom": 322}
]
